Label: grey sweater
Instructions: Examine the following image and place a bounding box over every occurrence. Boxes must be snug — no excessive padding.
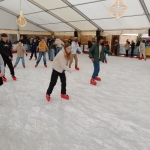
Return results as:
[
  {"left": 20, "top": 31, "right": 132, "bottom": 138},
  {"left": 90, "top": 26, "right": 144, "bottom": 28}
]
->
[{"left": 0, "top": 54, "right": 4, "bottom": 73}]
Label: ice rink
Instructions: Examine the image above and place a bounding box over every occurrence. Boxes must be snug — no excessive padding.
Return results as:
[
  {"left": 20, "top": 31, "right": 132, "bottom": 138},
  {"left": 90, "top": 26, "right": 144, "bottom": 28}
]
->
[{"left": 0, "top": 53, "right": 150, "bottom": 150}]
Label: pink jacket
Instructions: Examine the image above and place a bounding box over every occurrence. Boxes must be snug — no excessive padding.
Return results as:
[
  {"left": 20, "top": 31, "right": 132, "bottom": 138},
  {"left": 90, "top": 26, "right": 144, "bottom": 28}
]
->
[{"left": 52, "top": 49, "right": 72, "bottom": 73}]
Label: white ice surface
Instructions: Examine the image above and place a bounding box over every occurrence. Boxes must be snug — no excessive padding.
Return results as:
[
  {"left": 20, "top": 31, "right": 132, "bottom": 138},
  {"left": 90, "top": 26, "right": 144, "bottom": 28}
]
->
[{"left": 0, "top": 54, "right": 150, "bottom": 150}]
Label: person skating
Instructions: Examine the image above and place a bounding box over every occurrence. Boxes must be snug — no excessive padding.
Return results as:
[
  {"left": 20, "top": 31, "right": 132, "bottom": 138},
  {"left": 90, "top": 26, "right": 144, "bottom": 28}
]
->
[
  {"left": 0, "top": 54, "right": 4, "bottom": 86},
  {"left": 69, "top": 39, "right": 83, "bottom": 70},
  {"left": 48, "top": 39, "right": 56, "bottom": 61},
  {"left": 30, "top": 38, "right": 38, "bottom": 60},
  {"left": 124, "top": 41, "right": 130, "bottom": 57},
  {"left": 46, "top": 43, "right": 73, "bottom": 102},
  {"left": 89, "top": 36, "right": 113, "bottom": 86},
  {"left": 139, "top": 40, "right": 146, "bottom": 61},
  {"left": 35, "top": 37, "right": 48, "bottom": 68},
  {"left": 0, "top": 33, "right": 17, "bottom": 81},
  {"left": 54, "top": 37, "right": 64, "bottom": 55},
  {"left": 14, "top": 41, "right": 27, "bottom": 68},
  {"left": 104, "top": 41, "right": 110, "bottom": 63},
  {"left": 130, "top": 40, "right": 135, "bottom": 58}
]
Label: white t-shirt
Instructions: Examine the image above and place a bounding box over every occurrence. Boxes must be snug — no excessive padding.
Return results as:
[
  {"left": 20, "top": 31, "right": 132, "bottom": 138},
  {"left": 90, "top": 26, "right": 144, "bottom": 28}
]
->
[{"left": 99, "top": 45, "right": 102, "bottom": 55}]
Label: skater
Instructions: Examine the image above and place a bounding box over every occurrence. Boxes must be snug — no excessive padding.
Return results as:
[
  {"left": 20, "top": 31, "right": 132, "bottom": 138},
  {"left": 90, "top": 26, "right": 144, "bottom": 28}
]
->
[
  {"left": 0, "top": 54, "right": 4, "bottom": 86},
  {"left": 69, "top": 39, "right": 83, "bottom": 70},
  {"left": 88, "top": 41, "right": 93, "bottom": 50},
  {"left": 139, "top": 40, "right": 146, "bottom": 61},
  {"left": 54, "top": 37, "right": 64, "bottom": 55},
  {"left": 14, "top": 41, "right": 27, "bottom": 68},
  {"left": 89, "top": 36, "right": 113, "bottom": 86},
  {"left": 136, "top": 40, "right": 140, "bottom": 58},
  {"left": 46, "top": 43, "right": 73, "bottom": 101},
  {"left": 48, "top": 39, "right": 56, "bottom": 61},
  {"left": 35, "top": 37, "right": 48, "bottom": 68},
  {"left": 104, "top": 41, "right": 110, "bottom": 63},
  {"left": 124, "top": 41, "right": 130, "bottom": 57},
  {"left": 30, "top": 38, "right": 38, "bottom": 60},
  {"left": 0, "top": 33, "right": 17, "bottom": 82},
  {"left": 130, "top": 40, "right": 135, "bottom": 58}
]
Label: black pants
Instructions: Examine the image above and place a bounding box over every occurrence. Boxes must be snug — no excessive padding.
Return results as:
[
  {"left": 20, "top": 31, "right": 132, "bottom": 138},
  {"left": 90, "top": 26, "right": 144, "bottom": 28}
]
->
[
  {"left": 0, "top": 77, "right": 3, "bottom": 86},
  {"left": 30, "top": 50, "right": 37, "bottom": 58},
  {"left": 4, "top": 59, "right": 15, "bottom": 76},
  {"left": 126, "top": 50, "right": 129, "bottom": 57},
  {"left": 131, "top": 48, "right": 134, "bottom": 57},
  {"left": 47, "top": 70, "right": 66, "bottom": 95}
]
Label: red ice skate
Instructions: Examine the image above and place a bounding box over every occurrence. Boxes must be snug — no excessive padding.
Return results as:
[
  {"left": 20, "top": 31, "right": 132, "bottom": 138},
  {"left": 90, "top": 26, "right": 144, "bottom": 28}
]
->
[
  {"left": 95, "top": 77, "right": 101, "bottom": 81},
  {"left": 75, "top": 65, "right": 79, "bottom": 70},
  {"left": 46, "top": 94, "right": 51, "bottom": 102},
  {"left": 23, "top": 65, "right": 26, "bottom": 68},
  {"left": 44, "top": 64, "right": 47, "bottom": 68},
  {"left": 61, "top": 94, "right": 69, "bottom": 100},
  {"left": 35, "top": 58, "right": 37, "bottom": 60},
  {"left": 138, "top": 57, "right": 142, "bottom": 60},
  {"left": 2, "top": 76, "right": 7, "bottom": 82},
  {"left": 35, "top": 64, "right": 38, "bottom": 68},
  {"left": 90, "top": 78, "right": 97, "bottom": 85},
  {"left": 12, "top": 76, "right": 17, "bottom": 81},
  {"left": 29, "top": 58, "right": 32, "bottom": 60},
  {"left": 13, "top": 66, "right": 16, "bottom": 68},
  {"left": 105, "top": 60, "right": 107, "bottom": 63}
]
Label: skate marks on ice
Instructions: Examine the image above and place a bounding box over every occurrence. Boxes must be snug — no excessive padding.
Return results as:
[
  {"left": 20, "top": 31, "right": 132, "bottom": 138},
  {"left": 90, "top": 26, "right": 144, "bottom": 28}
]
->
[{"left": 0, "top": 54, "right": 150, "bottom": 150}]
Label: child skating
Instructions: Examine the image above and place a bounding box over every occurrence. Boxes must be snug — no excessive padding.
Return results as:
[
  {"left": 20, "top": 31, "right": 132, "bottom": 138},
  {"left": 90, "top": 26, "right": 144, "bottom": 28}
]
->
[
  {"left": 14, "top": 41, "right": 27, "bottom": 68},
  {"left": 35, "top": 37, "right": 48, "bottom": 68},
  {"left": 30, "top": 38, "right": 38, "bottom": 60}
]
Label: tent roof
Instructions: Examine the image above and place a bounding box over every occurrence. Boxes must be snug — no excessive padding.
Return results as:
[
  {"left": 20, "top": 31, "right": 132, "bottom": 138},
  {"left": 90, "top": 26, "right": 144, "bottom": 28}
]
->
[{"left": 0, "top": 0, "right": 150, "bottom": 32}]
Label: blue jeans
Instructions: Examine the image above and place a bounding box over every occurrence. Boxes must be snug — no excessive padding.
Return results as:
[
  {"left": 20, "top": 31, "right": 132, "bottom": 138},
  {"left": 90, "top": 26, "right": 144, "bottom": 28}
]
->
[
  {"left": 56, "top": 47, "right": 62, "bottom": 55},
  {"left": 14, "top": 57, "right": 25, "bottom": 66},
  {"left": 104, "top": 53, "right": 106, "bottom": 60},
  {"left": 24, "top": 44, "right": 28, "bottom": 50},
  {"left": 92, "top": 61, "right": 100, "bottom": 79},
  {"left": 48, "top": 49, "right": 55, "bottom": 60},
  {"left": 36, "top": 52, "right": 46, "bottom": 65},
  {"left": 28, "top": 45, "right": 31, "bottom": 51}
]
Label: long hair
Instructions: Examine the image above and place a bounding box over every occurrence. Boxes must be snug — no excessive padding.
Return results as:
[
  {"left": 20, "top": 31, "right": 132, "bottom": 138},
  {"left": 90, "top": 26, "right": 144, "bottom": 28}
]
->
[{"left": 64, "top": 43, "right": 71, "bottom": 60}]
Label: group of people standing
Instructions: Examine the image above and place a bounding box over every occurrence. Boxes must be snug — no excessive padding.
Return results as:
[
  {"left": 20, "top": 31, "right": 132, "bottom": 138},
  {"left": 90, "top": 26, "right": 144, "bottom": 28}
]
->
[{"left": 124, "top": 39, "right": 147, "bottom": 60}]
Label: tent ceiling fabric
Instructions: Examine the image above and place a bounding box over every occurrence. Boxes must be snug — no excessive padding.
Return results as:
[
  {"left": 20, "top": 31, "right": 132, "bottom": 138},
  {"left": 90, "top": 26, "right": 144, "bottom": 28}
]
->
[{"left": 0, "top": 0, "right": 150, "bottom": 32}]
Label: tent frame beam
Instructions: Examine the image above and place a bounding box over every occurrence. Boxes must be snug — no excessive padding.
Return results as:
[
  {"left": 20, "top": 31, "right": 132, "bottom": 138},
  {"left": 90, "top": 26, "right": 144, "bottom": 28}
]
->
[
  {"left": 139, "top": 0, "right": 150, "bottom": 23},
  {"left": 0, "top": 6, "right": 53, "bottom": 33},
  {"left": 27, "top": 0, "right": 80, "bottom": 31},
  {"left": 62, "top": 0, "right": 103, "bottom": 31}
]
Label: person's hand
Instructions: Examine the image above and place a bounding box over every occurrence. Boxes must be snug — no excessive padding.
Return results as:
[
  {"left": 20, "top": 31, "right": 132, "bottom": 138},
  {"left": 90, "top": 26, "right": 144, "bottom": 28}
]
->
[
  {"left": 91, "top": 58, "right": 94, "bottom": 62},
  {"left": 0, "top": 73, "right": 4, "bottom": 77},
  {"left": 112, "top": 53, "right": 115, "bottom": 56}
]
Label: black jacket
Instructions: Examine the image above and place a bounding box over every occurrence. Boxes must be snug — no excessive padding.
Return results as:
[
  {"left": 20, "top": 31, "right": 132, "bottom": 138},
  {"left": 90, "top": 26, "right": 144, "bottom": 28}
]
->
[
  {"left": 0, "top": 40, "right": 13, "bottom": 60},
  {"left": 31, "top": 42, "right": 38, "bottom": 51},
  {"left": 131, "top": 42, "right": 135, "bottom": 49}
]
